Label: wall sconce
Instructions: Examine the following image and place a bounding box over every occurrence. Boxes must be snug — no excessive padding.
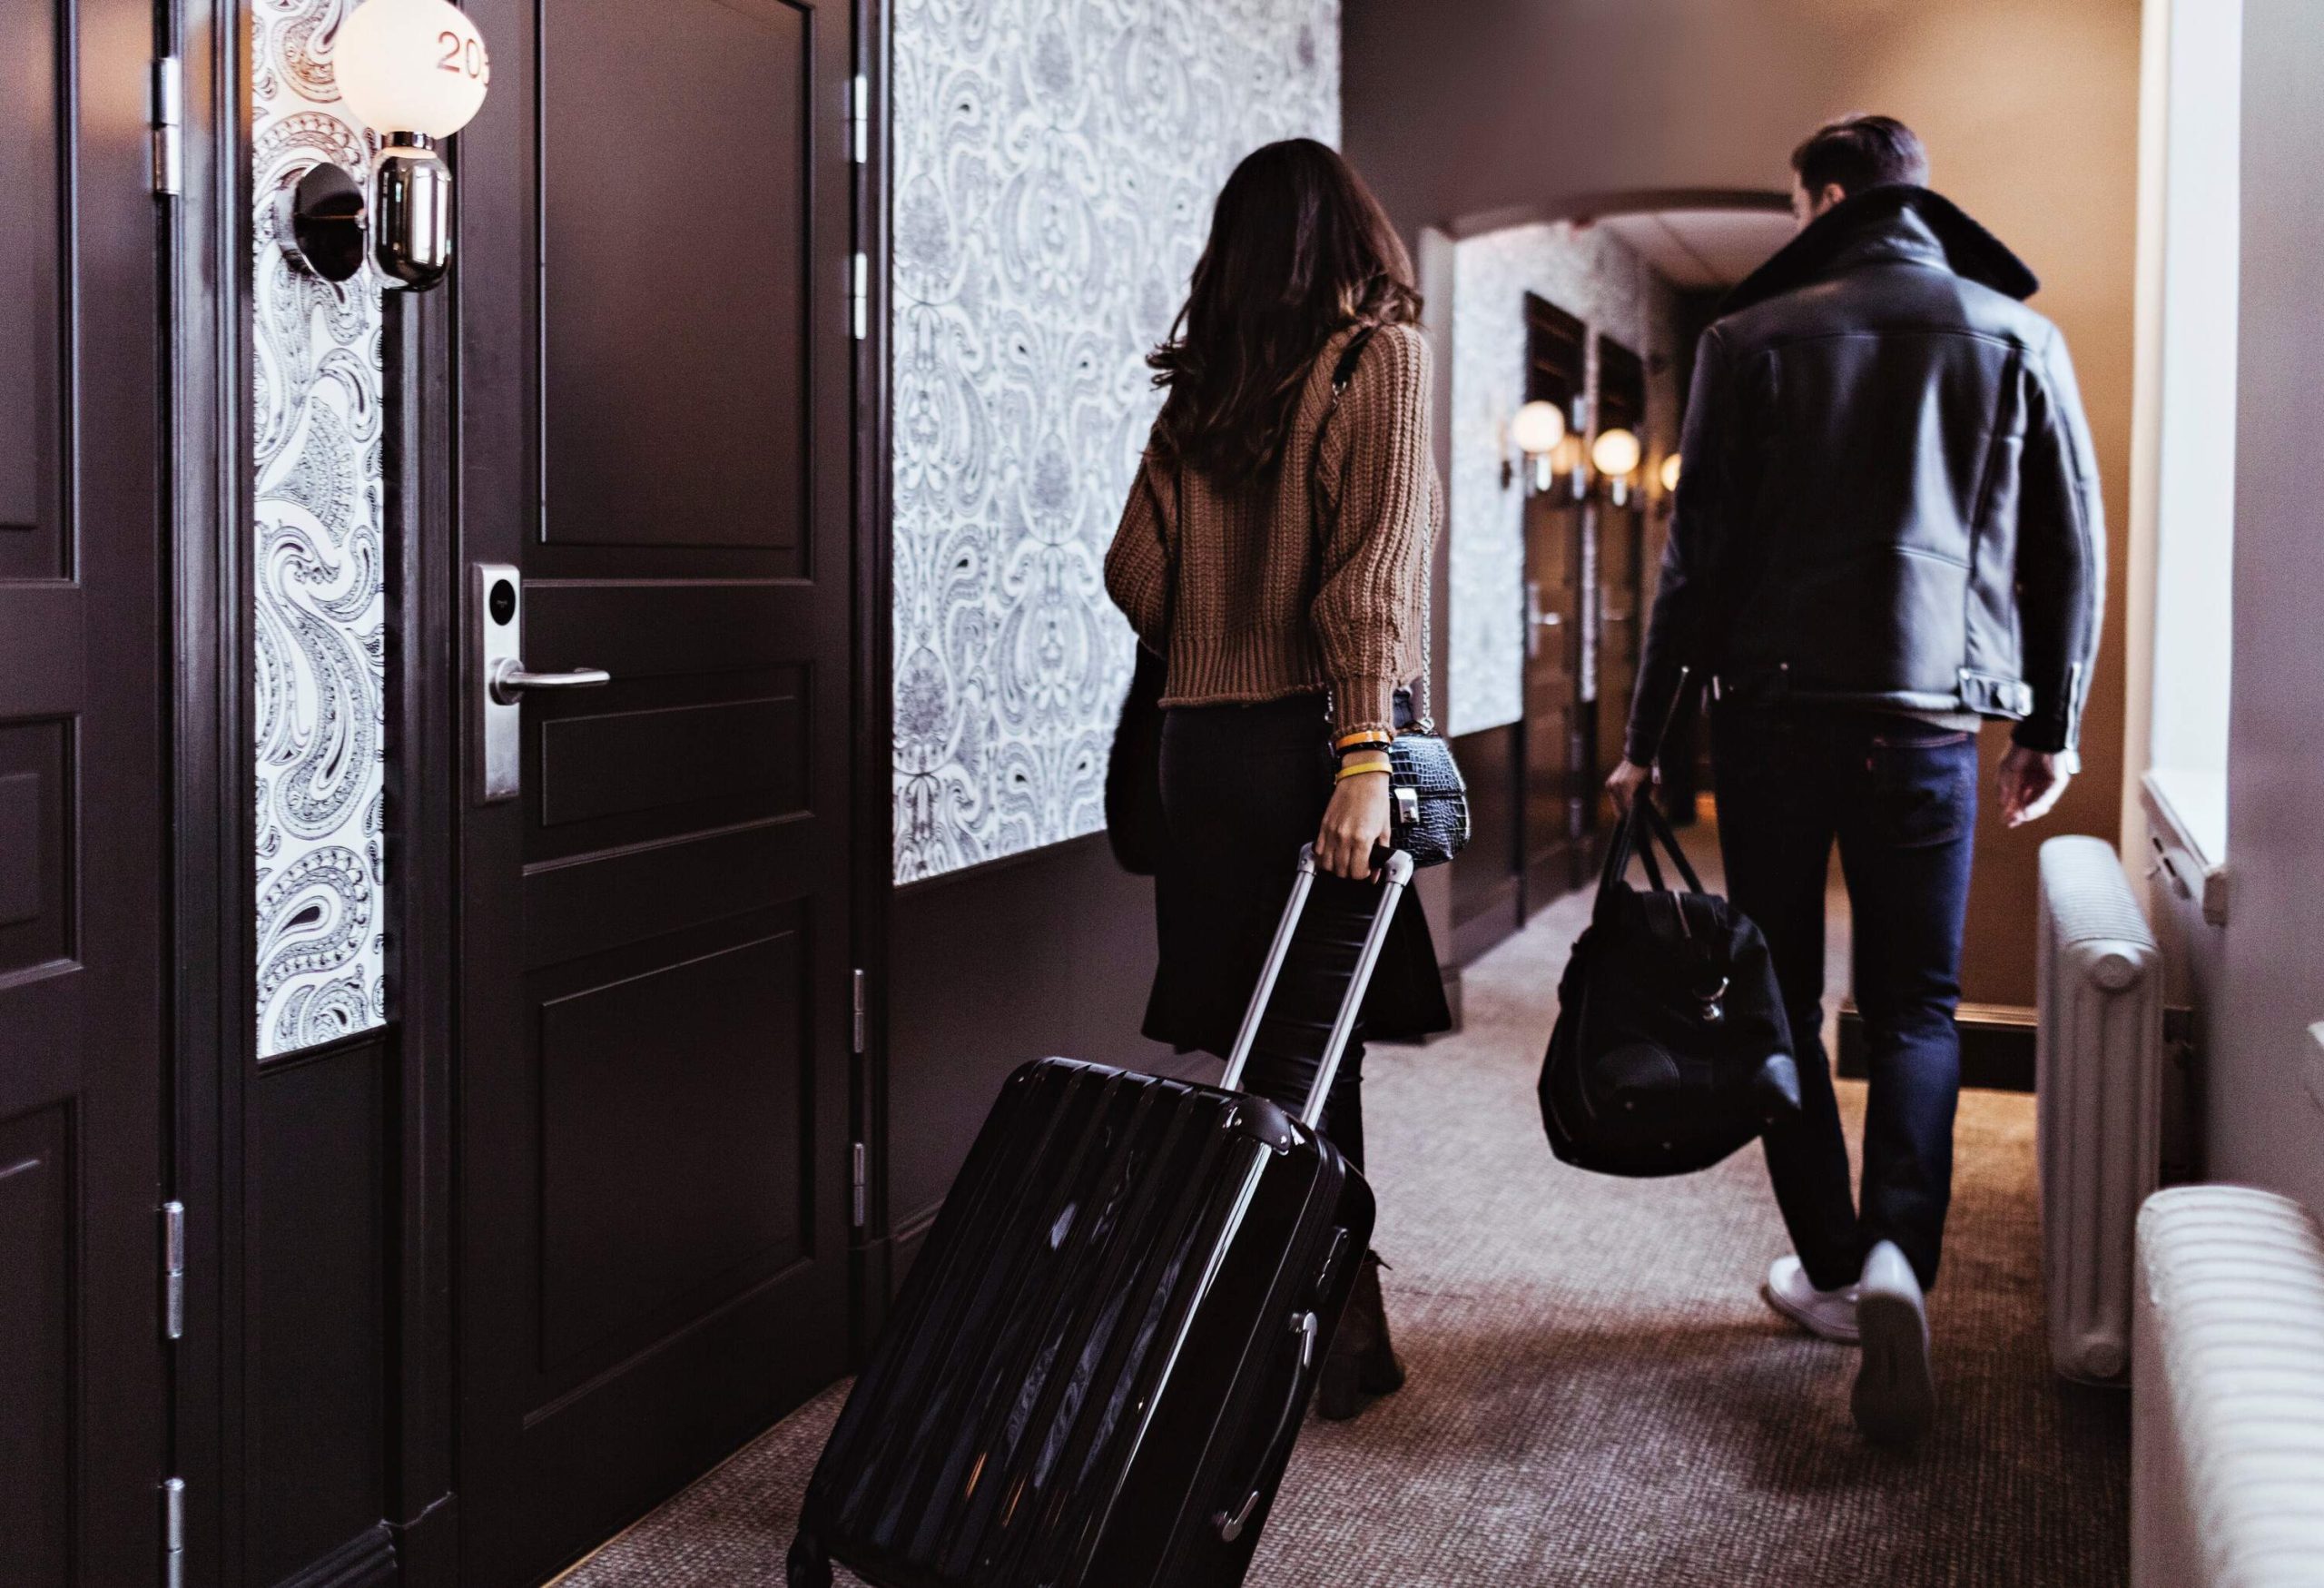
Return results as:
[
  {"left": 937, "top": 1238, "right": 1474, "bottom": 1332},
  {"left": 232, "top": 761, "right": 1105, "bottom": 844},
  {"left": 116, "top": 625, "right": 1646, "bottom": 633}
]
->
[
  {"left": 1659, "top": 452, "right": 1682, "bottom": 495},
  {"left": 1592, "top": 427, "right": 1641, "bottom": 506},
  {"left": 1505, "top": 399, "right": 1569, "bottom": 492},
  {"left": 281, "top": 0, "right": 489, "bottom": 291}
]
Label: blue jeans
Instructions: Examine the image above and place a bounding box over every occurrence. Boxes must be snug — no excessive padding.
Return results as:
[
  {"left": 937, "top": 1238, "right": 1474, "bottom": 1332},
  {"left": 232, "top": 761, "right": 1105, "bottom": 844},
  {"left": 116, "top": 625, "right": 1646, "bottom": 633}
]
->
[{"left": 1710, "top": 707, "right": 1979, "bottom": 1292}]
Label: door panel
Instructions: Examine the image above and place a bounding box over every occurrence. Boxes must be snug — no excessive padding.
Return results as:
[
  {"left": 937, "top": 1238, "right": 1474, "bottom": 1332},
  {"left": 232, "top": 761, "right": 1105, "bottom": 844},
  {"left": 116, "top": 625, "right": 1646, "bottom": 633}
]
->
[
  {"left": 457, "top": 0, "right": 857, "bottom": 1580},
  {"left": 0, "top": 0, "right": 167, "bottom": 1580},
  {"left": 1593, "top": 336, "right": 1649, "bottom": 831},
  {"left": 541, "top": 0, "right": 810, "bottom": 559},
  {"left": 1520, "top": 294, "right": 1588, "bottom": 908}
]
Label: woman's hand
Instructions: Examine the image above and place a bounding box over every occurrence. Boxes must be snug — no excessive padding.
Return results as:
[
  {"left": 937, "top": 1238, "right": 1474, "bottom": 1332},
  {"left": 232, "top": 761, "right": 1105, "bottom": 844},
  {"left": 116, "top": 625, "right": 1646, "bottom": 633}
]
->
[{"left": 1317, "top": 769, "right": 1393, "bottom": 880}]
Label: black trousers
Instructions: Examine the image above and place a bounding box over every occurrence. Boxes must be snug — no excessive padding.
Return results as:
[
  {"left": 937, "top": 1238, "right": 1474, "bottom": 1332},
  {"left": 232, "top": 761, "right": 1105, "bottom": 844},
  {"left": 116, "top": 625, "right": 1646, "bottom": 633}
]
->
[{"left": 1711, "top": 706, "right": 1980, "bottom": 1292}]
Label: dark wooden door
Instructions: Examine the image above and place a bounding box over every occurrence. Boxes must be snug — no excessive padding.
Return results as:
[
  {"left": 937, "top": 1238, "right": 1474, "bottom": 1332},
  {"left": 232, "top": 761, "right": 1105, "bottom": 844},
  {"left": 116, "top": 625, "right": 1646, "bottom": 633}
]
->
[
  {"left": 1520, "top": 295, "right": 1590, "bottom": 909},
  {"left": 0, "top": 0, "right": 169, "bottom": 1580},
  {"left": 1592, "top": 338, "right": 1648, "bottom": 834},
  {"left": 453, "top": 0, "right": 859, "bottom": 1579}
]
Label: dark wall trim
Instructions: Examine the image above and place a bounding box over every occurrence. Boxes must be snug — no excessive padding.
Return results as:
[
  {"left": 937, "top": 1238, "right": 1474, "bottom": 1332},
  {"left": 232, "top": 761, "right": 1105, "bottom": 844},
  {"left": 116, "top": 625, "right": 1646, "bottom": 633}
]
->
[
  {"left": 168, "top": 0, "right": 252, "bottom": 1576},
  {"left": 852, "top": 0, "right": 898, "bottom": 1360}
]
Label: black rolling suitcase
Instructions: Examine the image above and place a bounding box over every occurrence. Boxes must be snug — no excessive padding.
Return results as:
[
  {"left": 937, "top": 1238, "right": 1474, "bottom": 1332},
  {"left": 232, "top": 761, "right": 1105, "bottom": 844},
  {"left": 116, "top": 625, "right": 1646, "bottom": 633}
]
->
[{"left": 788, "top": 847, "right": 1414, "bottom": 1588}]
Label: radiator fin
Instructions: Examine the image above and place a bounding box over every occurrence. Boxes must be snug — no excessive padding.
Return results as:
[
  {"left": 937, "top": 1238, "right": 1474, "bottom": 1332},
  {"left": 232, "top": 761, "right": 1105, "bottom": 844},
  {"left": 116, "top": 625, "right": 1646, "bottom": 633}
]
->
[
  {"left": 2133, "top": 1186, "right": 2324, "bottom": 1588},
  {"left": 2036, "top": 835, "right": 2163, "bottom": 1382}
]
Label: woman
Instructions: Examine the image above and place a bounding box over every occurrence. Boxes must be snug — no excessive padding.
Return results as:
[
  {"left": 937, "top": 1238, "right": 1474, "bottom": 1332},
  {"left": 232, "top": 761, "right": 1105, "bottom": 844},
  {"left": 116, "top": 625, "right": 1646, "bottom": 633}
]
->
[{"left": 1104, "top": 138, "right": 1451, "bottom": 1421}]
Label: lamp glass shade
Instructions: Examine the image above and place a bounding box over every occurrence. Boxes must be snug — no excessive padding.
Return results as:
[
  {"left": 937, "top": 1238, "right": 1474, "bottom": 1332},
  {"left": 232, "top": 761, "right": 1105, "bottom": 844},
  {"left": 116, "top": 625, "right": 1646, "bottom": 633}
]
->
[
  {"left": 1509, "top": 399, "right": 1567, "bottom": 457},
  {"left": 1591, "top": 427, "right": 1641, "bottom": 478},
  {"left": 336, "top": 0, "right": 490, "bottom": 138},
  {"left": 1659, "top": 452, "right": 1682, "bottom": 493}
]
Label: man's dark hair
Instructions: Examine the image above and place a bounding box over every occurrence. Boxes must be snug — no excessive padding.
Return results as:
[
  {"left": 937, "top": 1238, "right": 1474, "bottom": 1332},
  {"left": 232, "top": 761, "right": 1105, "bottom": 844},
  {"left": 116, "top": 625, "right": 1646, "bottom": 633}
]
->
[{"left": 1790, "top": 113, "right": 1929, "bottom": 199}]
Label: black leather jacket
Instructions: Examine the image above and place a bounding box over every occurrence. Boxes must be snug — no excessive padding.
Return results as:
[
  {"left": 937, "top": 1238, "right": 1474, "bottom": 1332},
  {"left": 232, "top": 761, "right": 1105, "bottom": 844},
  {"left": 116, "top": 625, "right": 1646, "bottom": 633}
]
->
[{"left": 1626, "top": 186, "right": 2104, "bottom": 761}]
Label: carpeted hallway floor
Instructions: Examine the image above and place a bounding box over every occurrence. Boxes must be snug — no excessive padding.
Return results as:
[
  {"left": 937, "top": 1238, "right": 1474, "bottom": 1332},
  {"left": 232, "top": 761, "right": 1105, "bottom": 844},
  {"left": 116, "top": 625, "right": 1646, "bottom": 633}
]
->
[{"left": 560, "top": 824, "right": 2130, "bottom": 1587}]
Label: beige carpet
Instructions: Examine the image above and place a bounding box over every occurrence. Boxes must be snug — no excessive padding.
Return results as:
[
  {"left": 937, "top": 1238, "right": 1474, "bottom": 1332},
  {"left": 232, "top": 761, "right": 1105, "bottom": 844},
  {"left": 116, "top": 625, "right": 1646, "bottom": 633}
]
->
[{"left": 562, "top": 826, "right": 2129, "bottom": 1587}]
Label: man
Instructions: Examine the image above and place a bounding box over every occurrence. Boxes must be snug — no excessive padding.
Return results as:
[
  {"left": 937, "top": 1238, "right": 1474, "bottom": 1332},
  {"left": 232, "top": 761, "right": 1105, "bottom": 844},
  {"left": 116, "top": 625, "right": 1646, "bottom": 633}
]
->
[{"left": 1608, "top": 114, "right": 2102, "bottom": 1444}]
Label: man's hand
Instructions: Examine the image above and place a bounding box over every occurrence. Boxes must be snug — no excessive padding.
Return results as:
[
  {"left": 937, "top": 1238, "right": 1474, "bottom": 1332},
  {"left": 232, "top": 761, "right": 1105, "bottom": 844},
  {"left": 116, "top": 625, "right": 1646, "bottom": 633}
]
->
[
  {"left": 1317, "top": 770, "right": 1393, "bottom": 880},
  {"left": 1997, "top": 745, "right": 2069, "bottom": 828},
  {"left": 1606, "top": 759, "right": 1654, "bottom": 814}
]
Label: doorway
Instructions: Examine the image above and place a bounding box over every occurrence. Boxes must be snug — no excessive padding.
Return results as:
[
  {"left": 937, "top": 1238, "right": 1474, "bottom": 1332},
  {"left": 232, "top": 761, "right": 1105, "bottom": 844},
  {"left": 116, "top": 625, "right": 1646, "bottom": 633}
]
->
[
  {"left": 0, "top": 0, "right": 172, "bottom": 1579},
  {"left": 449, "top": 0, "right": 862, "bottom": 1579},
  {"left": 1590, "top": 334, "right": 1648, "bottom": 835},
  {"left": 1519, "top": 294, "right": 1590, "bottom": 905}
]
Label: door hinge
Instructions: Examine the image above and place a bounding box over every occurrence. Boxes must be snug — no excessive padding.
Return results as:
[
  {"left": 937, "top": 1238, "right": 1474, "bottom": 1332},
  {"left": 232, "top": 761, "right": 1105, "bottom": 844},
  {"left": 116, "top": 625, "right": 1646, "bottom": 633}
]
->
[
  {"left": 150, "top": 57, "right": 182, "bottom": 198},
  {"left": 852, "top": 252, "right": 870, "bottom": 341},
  {"left": 162, "top": 1476, "right": 185, "bottom": 1586},
  {"left": 851, "top": 966, "right": 868, "bottom": 1054},
  {"left": 851, "top": 72, "right": 870, "bottom": 166},
  {"left": 849, "top": 1141, "right": 868, "bottom": 1229},
  {"left": 161, "top": 1199, "right": 185, "bottom": 1341}
]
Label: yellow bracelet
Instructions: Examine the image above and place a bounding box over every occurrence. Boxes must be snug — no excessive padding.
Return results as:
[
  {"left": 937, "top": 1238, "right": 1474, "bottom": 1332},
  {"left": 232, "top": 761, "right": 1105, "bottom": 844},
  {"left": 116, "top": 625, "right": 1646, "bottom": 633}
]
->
[{"left": 1334, "top": 755, "right": 1391, "bottom": 782}]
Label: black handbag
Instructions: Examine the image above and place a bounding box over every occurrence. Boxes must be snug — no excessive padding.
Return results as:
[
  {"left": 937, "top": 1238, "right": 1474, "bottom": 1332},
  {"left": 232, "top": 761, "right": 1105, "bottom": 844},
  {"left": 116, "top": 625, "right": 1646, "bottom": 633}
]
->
[
  {"left": 1537, "top": 794, "right": 1801, "bottom": 1177},
  {"left": 1317, "top": 330, "right": 1468, "bottom": 869},
  {"left": 1104, "top": 641, "right": 1168, "bottom": 875}
]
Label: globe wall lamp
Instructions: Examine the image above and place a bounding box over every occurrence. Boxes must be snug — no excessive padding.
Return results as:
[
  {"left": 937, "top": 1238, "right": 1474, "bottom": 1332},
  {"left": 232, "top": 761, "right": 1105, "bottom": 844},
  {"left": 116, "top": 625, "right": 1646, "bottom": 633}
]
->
[
  {"left": 1504, "top": 399, "right": 1570, "bottom": 493},
  {"left": 1591, "top": 427, "right": 1642, "bottom": 506},
  {"left": 280, "top": 0, "right": 489, "bottom": 291}
]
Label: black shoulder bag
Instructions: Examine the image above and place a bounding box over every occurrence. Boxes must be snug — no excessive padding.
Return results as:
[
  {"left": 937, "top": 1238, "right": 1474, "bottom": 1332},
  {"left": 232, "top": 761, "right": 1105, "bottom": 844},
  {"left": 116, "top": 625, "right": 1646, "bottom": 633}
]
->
[
  {"left": 1316, "top": 329, "right": 1469, "bottom": 868},
  {"left": 1104, "top": 463, "right": 1174, "bottom": 876},
  {"left": 1536, "top": 792, "right": 1802, "bottom": 1177}
]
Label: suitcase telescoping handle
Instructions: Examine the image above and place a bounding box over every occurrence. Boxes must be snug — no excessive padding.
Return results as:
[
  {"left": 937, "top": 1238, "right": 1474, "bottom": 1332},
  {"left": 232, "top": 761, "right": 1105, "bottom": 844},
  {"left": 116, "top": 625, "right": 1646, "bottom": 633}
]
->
[{"left": 1218, "top": 844, "right": 1414, "bottom": 1128}]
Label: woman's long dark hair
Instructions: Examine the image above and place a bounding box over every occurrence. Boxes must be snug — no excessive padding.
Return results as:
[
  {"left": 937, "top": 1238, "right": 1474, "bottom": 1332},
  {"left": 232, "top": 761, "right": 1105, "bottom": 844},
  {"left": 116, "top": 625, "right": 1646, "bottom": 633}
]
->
[{"left": 1148, "top": 139, "right": 1422, "bottom": 485}]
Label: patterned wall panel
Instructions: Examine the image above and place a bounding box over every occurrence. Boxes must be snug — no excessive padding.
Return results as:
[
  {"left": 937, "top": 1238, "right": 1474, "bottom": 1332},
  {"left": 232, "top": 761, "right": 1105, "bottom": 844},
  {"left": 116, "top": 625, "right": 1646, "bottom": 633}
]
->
[
  {"left": 890, "top": 0, "right": 1340, "bottom": 882},
  {"left": 251, "top": 0, "right": 388, "bottom": 1057},
  {"left": 1444, "top": 222, "right": 1680, "bottom": 735}
]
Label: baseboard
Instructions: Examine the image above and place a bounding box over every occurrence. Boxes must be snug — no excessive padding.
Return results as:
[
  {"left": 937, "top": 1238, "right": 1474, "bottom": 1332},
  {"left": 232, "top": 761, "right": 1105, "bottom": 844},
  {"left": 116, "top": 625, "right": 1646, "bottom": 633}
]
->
[
  {"left": 1837, "top": 1000, "right": 2035, "bottom": 1093},
  {"left": 271, "top": 1524, "right": 397, "bottom": 1588},
  {"left": 388, "top": 1494, "right": 456, "bottom": 1586}
]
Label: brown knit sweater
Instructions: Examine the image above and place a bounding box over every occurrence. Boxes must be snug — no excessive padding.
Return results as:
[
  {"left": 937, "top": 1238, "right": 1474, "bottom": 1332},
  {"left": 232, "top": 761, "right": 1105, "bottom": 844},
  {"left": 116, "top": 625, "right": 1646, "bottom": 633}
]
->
[{"left": 1104, "top": 322, "right": 1440, "bottom": 735}]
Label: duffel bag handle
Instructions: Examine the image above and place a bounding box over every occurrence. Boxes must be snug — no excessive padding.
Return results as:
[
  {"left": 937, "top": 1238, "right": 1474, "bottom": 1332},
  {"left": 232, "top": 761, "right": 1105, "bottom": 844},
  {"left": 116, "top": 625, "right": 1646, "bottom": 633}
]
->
[{"left": 1598, "top": 792, "right": 1704, "bottom": 903}]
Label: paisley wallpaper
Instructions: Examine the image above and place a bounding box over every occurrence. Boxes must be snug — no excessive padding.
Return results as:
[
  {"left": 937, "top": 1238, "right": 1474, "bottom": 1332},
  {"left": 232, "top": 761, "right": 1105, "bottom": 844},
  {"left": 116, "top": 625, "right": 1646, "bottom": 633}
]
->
[
  {"left": 889, "top": 0, "right": 1341, "bottom": 882},
  {"left": 251, "top": 0, "right": 389, "bottom": 1057},
  {"left": 1445, "top": 222, "right": 1680, "bottom": 735}
]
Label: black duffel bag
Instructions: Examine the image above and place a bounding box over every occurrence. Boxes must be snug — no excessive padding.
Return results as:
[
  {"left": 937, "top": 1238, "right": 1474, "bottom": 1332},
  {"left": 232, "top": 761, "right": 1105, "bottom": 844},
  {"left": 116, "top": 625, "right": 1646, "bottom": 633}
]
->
[{"left": 1539, "top": 794, "right": 1802, "bottom": 1177}]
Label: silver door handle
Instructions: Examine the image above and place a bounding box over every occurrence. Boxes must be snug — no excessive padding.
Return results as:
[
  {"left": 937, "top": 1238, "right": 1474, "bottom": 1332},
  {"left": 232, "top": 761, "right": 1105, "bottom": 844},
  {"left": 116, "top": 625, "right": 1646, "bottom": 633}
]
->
[
  {"left": 1534, "top": 611, "right": 1562, "bottom": 626},
  {"left": 488, "top": 659, "right": 610, "bottom": 705}
]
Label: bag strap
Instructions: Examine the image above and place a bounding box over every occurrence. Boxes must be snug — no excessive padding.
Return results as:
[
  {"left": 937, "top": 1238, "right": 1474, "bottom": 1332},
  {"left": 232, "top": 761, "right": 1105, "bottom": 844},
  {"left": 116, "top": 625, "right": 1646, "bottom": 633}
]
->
[
  {"left": 1594, "top": 792, "right": 1704, "bottom": 906},
  {"left": 1310, "top": 325, "right": 1438, "bottom": 733}
]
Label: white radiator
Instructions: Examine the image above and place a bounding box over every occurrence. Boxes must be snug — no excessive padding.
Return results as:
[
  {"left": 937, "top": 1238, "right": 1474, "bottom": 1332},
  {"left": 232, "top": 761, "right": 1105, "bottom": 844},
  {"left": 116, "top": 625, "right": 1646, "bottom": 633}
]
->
[
  {"left": 2036, "top": 835, "right": 2163, "bottom": 1382},
  {"left": 2133, "top": 1186, "right": 2324, "bottom": 1588}
]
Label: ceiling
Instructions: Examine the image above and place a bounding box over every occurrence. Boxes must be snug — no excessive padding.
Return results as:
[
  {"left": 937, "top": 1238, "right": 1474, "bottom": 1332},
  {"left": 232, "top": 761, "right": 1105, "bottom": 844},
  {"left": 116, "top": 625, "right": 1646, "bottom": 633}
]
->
[{"left": 1593, "top": 207, "right": 1798, "bottom": 291}]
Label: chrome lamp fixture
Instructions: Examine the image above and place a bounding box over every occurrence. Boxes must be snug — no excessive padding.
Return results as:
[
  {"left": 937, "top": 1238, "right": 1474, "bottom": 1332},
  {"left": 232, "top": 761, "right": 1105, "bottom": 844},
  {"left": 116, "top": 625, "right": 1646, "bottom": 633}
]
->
[
  {"left": 1591, "top": 427, "right": 1642, "bottom": 506},
  {"left": 1505, "top": 399, "right": 1569, "bottom": 493},
  {"left": 281, "top": 0, "right": 489, "bottom": 291}
]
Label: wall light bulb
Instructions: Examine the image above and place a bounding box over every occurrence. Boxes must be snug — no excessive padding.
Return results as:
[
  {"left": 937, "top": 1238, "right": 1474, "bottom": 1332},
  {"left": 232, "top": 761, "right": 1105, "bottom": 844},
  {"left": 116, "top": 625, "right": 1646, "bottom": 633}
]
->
[
  {"left": 336, "top": 0, "right": 490, "bottom": 139},
  {"left": 1659, "top": 452, "right": 1682, "bottom": 493},
  {"left": 1591, "top": 427, "right": 1641, "bottom": 479},
  {"left": 1510, "top": 399, "right": 1568, "bottom": 458}
]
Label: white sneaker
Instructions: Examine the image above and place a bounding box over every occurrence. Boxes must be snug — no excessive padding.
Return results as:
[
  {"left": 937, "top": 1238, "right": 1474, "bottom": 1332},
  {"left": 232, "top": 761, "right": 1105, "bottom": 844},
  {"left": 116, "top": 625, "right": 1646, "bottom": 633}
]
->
[
  {"left": 1761, "top": 1255, "right": 1859, "bottom": 1343},
  {"left": 1853, "top": 1240, "right": 1936, "bottom": 1445}
]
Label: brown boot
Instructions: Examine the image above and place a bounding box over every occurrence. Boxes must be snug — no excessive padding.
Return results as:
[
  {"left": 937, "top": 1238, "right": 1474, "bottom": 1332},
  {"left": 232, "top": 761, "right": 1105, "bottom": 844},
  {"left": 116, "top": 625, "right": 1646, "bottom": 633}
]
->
[{"left": 1316, "top": 1252, "right": 1405, "bottom": 1421}]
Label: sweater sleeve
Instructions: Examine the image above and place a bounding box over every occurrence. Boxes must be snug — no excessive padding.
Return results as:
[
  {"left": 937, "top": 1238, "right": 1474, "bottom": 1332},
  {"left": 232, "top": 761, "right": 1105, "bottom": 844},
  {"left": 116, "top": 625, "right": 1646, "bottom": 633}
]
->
[
  {"left": 1104, "top": 450, "right": 1173, "bottom": 652},
  {"left": 1315, "top": 325, "right": 1436, "bottom": 735}
]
